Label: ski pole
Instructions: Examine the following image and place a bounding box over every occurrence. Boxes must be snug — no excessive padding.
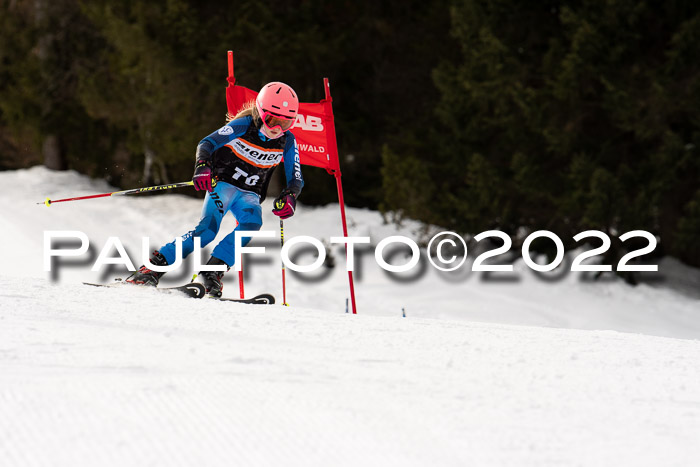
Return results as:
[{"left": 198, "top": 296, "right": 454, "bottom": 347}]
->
[
  {"left": 38, "top": 181, "right": 195, "bottom": 206},
  {"left": 280, "top": 218, "right": 288, "bottom": 306},
  {"left": 273, "top": 196, "right": 289, "bottom": 306}
]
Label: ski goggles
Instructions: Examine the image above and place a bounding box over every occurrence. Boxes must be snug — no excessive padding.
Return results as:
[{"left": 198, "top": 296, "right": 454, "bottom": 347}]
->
[{"left": 261, "top": 111, "right": 295, "bottom": 132}]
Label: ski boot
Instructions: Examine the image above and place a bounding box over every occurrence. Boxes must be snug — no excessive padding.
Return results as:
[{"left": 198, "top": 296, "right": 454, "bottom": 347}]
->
[
  {"left": 127, "top": 251, "right": 168, "bottom": 286},
  {"left": 195, "top": 256, "right": 228, "bottom": 298}
]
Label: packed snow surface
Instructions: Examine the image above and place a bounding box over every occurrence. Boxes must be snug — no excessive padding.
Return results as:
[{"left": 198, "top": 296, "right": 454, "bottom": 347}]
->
[{"left": 1, "top": 167, "right": 699, "bottom": 466}]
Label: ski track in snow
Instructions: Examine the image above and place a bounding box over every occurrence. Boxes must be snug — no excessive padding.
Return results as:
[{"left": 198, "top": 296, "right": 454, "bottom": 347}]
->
[
  {"left": 1, "top": 167, "right": 700, "bottom": 466},
  {"left": 1, "top": 279, "right": 700, "bottom": 467}
]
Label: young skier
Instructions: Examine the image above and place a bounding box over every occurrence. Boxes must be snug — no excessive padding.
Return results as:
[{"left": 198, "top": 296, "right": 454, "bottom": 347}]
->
[{"left": 127, "top": 82, "right": 304, "bottom": 297}]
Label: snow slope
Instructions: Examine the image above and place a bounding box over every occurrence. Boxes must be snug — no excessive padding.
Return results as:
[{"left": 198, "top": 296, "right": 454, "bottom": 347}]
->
[
  {"left": 1, "top": 167, "right": 700, "bottom": 466},
  {"left": 2, "top": 277, "right": 700, "bottom": 467},
  {"left": 1, "top": 166, "right": 699, "bottom": 339}
]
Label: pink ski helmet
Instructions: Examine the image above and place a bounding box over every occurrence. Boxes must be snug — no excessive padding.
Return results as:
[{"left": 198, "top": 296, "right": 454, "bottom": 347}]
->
[{"left": 256, "top": 82, "right": 299, "bottom": 134}]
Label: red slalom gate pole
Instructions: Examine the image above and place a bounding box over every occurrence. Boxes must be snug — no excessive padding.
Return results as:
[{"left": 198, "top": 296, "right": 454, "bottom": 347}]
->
[
  {"left": 234, "top": 218, "right": 245, "bottom": 299},
  {"left": 239, "top": 266, "right": 245, "bottom": 299},
  {"left": 228, "top": 50, "right": 234, "bottom": 78},
  {"left": 322, "top": 78, "right": 357, "bottom": 314},
  {"left": 333, "top": 171, "right": 357, "bottom": 315}
]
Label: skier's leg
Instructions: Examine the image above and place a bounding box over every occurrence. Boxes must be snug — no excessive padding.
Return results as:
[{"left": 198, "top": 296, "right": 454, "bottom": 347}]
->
[
  {"left": 159, "top": 182, "right": 236, "bottom": 265},
  {"left": 125, "top": 250, "right": 169, "bottom": 286},
  {"left": 211, "top": 190, "right": 263, "bottom": 268},
  {"left": 196, "top": 189, "right": 260, "bottom": 297},
  {"left": 195, "top": 255, "right": 229, "bottom": 297}
]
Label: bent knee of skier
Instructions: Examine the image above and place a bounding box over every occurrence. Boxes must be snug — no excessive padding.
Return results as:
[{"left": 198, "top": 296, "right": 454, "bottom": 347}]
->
[
  {"left": 193, "top": 216, "right": 221, "bottom": 246},
  {"left": 237, "top": 222, "right": 262, "bottom": 247}
]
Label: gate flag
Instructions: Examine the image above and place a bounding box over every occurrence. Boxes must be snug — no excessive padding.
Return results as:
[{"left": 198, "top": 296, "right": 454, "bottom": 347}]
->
[
  {"left": 225, "top": 51, "right": 356, "bottom": 314},
  {"left": 225, "top": 61, "right": 339, "bottom": 172}
]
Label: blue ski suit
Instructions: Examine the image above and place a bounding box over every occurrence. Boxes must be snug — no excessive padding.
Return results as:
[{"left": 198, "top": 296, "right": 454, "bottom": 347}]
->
[{"left": 159, "top": 116, "right": 304, "bottom": 267}]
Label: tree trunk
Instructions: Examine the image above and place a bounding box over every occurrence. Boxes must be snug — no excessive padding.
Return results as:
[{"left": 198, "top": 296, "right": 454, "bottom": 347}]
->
[
  {"left": 35, "top": 0, "right": 68, "bottom": 171},
  {"left": 143, "top": 144, "right": 155, "bottom": 185},
  {"left": 42, "top": 134, "right": 67, "bottom": 170},
  {"left": 157, "top": 159, "right": 170, "bottom": 185}
]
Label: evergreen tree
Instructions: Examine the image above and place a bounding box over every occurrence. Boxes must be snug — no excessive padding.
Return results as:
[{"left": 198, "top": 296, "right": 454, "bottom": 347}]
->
[
  {"left": 383, "top": 0, "right": 700, "bottom": 267},
  {"left": 76, "top": 1, "right": 209, "bottom": 185},
  {"left": 0, "top": 0, "right": 107, "bottom": 171}
]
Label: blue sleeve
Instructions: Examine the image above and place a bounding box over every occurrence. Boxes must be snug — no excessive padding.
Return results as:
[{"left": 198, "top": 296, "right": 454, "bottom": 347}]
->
[
  {"left": 283, "top": 132, "right": 304, "bottom": 198},
  {"left": 195, "top": 116, "right": 251, "bottom": 164}
]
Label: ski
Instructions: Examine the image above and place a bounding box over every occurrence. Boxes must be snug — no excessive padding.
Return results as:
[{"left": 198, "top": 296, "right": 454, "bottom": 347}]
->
[
  {"left": 84, "top": 280, "right": 273, "bottom": 304},
  {"left": 217, "top": 293, "right": 275, "bottom": 305},
  {"left": 83, "top": 281, "right": 206, "bottom": 299}
]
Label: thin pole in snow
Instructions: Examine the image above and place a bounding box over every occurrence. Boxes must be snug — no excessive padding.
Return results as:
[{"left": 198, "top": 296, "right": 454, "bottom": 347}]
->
[{"left": 280, "top": 219, "right": 288, "bottom": 306}]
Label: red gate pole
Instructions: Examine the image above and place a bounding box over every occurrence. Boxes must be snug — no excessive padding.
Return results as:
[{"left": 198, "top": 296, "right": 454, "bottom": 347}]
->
[
  {"left": 334, "top": 171, "right": 357, "bottom": 315},
  {"left": 322, "top": 78, "right": 358, "bottom": 314},
  {"left": 228, "top": 51, "right": 234, "bottom": 80},
  {"left": 228, "top": 52, "right": 246, "bottom": 299}
]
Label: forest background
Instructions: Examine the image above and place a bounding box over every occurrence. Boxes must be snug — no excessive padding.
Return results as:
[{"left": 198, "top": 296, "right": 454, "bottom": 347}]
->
[{"left": 1, "top": 0, "right": 698, "bottom": 268}]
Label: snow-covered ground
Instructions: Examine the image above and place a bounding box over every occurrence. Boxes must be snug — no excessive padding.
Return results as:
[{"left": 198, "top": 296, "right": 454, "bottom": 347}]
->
[{"left": 1, "top": 166, "right": 699, "bottom": 466}]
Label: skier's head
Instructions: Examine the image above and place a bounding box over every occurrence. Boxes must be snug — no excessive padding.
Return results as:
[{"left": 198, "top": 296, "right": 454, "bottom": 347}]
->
[{"left": 255, "top": 82, "right": 298, "bottom": 139}]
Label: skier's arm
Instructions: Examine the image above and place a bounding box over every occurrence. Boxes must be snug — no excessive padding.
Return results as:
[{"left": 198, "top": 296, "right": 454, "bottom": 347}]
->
[
  {"left": 271, "top": 135, "right": 304, "bottom": 219},
  {"left": 195, "top": 116, "right": 250, "bottom": 165},
  {"left": 281, "top": 134, "right": 304, "bottom": 198}
]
